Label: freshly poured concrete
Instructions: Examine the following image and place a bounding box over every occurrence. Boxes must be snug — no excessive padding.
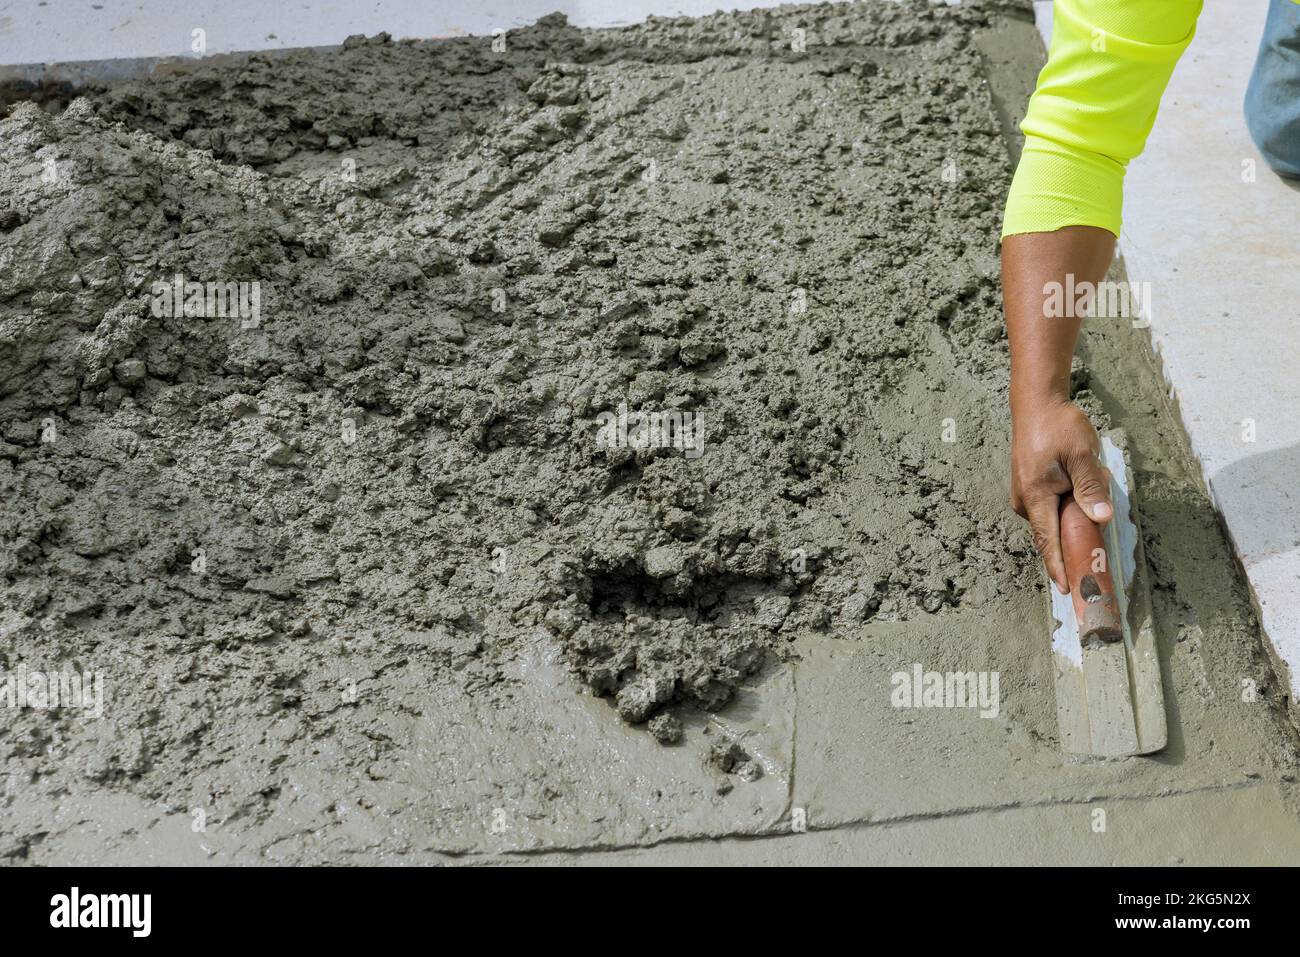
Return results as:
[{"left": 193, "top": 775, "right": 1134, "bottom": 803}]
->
[{"left": 3, "top": 0, "right": 1300, "bottom": 867}]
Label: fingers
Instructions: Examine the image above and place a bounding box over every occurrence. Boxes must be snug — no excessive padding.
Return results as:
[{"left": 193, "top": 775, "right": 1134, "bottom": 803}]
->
[
  {"left": 1066, "top": 450, "right": 1113, "bottom": 525},
  {"left": 1025, "top": 491, "right": 1067, "bottom": 593}
]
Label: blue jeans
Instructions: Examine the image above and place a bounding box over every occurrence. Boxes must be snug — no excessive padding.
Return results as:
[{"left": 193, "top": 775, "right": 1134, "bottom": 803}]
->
[{"left": 1245, "top": 0, "right": 1300, "bottom": 177}]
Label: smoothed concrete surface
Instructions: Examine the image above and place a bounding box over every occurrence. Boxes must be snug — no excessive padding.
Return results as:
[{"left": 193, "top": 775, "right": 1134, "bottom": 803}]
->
[{"left": 548, "top": 783, "right": 1300, "bottom": 865}]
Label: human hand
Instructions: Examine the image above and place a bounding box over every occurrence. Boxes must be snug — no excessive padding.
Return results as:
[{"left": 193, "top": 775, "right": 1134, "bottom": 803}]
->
[{"left": 1010, "top": 399, "right": 1113, "bottom": 593}]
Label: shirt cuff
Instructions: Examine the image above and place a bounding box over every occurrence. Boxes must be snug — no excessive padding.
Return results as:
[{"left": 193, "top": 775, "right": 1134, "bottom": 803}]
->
[{"left": 1002, "top": 134, "right": 1125, "bottom": 239}]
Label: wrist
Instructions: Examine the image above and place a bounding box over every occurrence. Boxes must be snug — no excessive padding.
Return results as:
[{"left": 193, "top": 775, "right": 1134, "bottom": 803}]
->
[{"left": 1010, "top": 386, "right": 1070, "bottom": 427}]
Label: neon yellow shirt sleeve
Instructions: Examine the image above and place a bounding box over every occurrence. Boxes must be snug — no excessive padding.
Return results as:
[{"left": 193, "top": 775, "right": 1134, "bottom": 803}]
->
[{"left": 1001, "top": 0, "right": 1203, "bottom": 239}]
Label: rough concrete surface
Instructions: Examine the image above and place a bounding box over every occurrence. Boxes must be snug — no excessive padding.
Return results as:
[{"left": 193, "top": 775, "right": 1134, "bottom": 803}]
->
[{"left": 1, "top": 0, "right": 1298, "bottom": 865}]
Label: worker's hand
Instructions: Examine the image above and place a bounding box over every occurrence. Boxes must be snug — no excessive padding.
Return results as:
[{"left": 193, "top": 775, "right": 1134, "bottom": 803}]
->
[{"left": 1010, "top": 399, "right": 1113, "bottom": 594}]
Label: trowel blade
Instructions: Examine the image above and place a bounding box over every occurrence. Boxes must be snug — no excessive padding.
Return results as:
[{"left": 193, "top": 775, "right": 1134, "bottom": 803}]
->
[{"left": 1049, "top": 435, "right": 1167, "bottom": 757}]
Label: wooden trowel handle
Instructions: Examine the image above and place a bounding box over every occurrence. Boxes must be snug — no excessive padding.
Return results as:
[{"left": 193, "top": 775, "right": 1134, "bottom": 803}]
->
[{"left": 1059, "top": 498, "right": 1123, "bottom": 645}]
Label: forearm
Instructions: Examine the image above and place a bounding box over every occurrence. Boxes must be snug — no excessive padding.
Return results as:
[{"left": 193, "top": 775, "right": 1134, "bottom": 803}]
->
[
  {"left": 1000, "top": 0, "right": 1202, "bottom": 581},
  {"left": 1003, "top": 226, "right": 1118, "bottom": 587},
  {"left": 1003, "top": 226, "right": 1115, "bottom": 420}
]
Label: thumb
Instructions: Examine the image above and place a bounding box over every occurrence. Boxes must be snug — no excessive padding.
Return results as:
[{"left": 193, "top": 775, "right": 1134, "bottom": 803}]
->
[{"left": 1067, "top": 452, "right": 1113, "bottom": 524}]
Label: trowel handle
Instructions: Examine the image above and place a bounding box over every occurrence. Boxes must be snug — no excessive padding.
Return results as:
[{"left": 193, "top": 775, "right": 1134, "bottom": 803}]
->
[{"left": 1059, "top": 498, "right": 1123, "bottom": 644}]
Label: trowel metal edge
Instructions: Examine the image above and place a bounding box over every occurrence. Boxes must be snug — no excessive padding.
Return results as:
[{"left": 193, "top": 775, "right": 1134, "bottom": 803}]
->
[{"left": 1049, "top": 433, "right": 1167, "bottom": 757}]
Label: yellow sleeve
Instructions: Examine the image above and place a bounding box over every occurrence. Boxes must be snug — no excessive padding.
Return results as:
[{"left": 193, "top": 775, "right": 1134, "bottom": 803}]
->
[{"left": 1001, "top": 0, "right": 1203, "bottom": 239}]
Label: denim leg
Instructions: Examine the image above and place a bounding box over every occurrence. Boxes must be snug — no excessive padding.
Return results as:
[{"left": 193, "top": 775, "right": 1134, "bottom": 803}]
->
[{"left": 1245, "top": 0, "right": 1300, "bottom": 177}]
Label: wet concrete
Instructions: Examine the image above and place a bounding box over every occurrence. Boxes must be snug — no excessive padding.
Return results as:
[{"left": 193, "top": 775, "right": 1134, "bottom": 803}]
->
[
  {"left": 558, "top": 785, "right": 1300, "bottom": 866},
  {"left": 2, "top": 0, "right": 1298, "bottom": 865}
]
